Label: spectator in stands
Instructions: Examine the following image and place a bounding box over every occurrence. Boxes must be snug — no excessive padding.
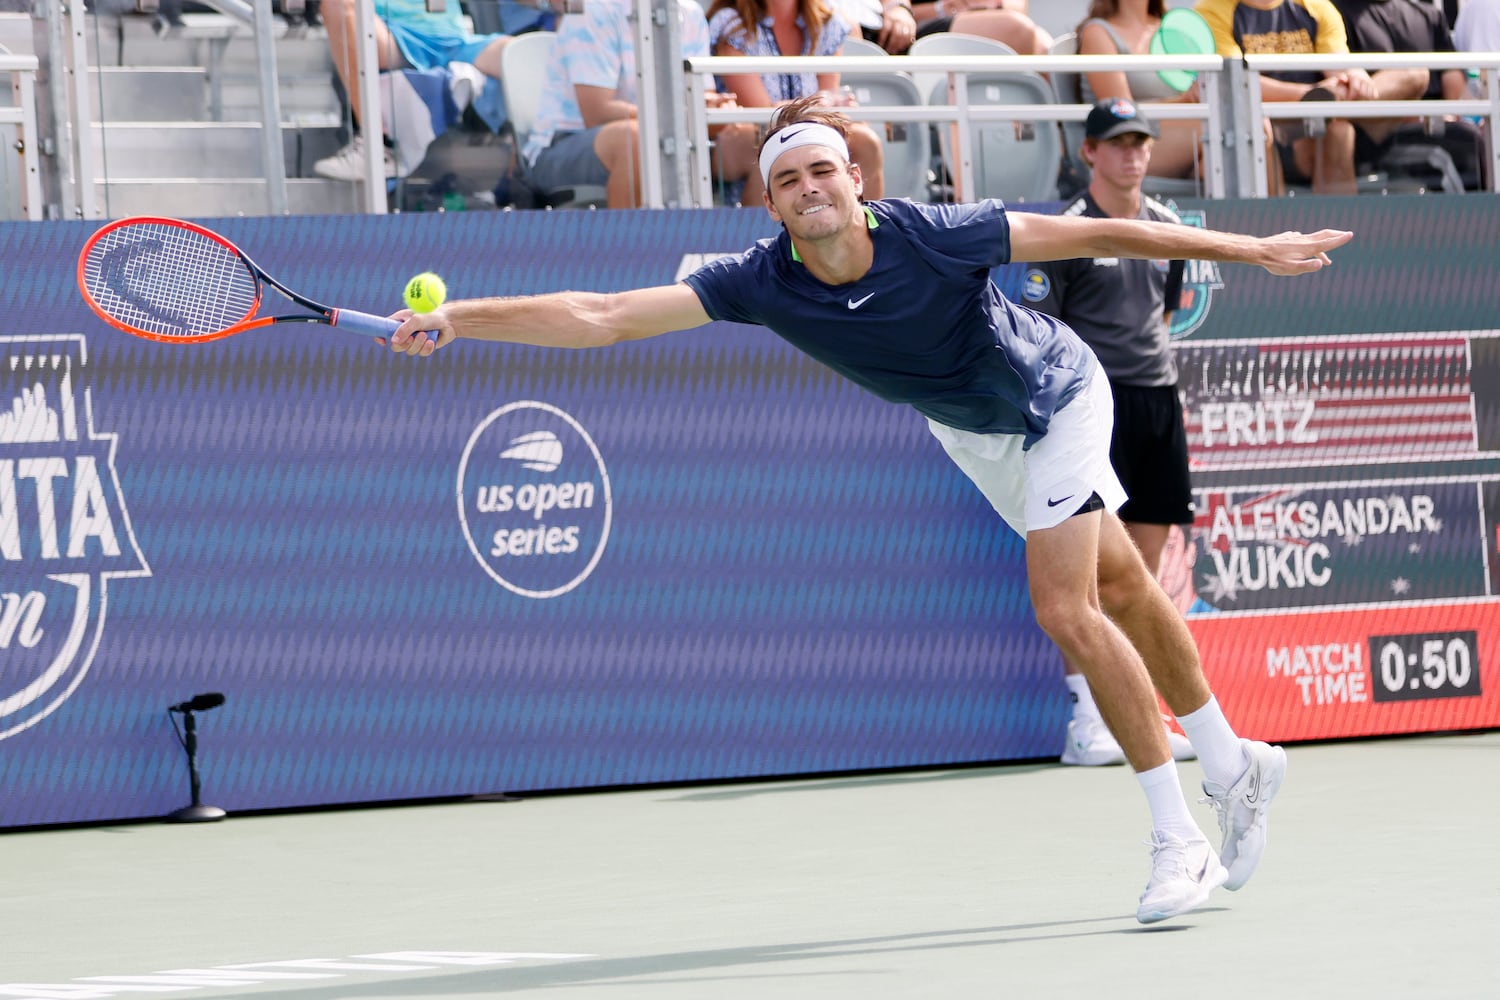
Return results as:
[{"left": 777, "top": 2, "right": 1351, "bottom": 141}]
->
[
  {"left": 521, "top": 0, "right": 761, "bottom": 208},
  {"left": 1455, "top": 0, "right": 1500, "bottom": 91},
  {"left": 1456, "top": 0, "right": 1500, "bottom": 49},
  {"left": 493, "top": 0, "right": 558, "bottom": 35},
  {"left": 912, "top": 0, "right": 1052, "bottom": 52},
  {"left": 1075, "top": 0, "right": 1205, "bottom": 181},
  {"left": 280, "top": 0, "right": 322, "bottom": 29},
  {"left": 314, "top": 0, "right": 512, "bottom": 181},
  {"left": 831, "top": 0, "right": 1052, "bottom": 55},
  {"left": 1335, "top": 0, "right": 1484, "bottom": 190},
  {"left": 708, "top": 0, "right": 886, "bottom": 205},
  {"left": 1196, "top": 0, "right": 1427, "bottom": 194}
]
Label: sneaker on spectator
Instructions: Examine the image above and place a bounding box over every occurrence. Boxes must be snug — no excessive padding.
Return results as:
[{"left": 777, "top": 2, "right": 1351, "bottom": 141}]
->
[
  {"left": 1061, "top": 716, "right": 1126, "bottom": 766},
  {"left": 1201, "top": 739, "right": 1287, "bottom": 891},
  {"left": 1136, "top": 830, "right": 1227, "bottom": 924},
  {"left": 314, "top": 134, "right": 396, "bottom": 181}
]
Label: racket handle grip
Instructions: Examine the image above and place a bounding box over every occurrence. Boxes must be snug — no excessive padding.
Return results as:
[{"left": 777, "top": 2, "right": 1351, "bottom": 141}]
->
[{"left": 333, "top": 308, "right": 444, "bottom": 345}]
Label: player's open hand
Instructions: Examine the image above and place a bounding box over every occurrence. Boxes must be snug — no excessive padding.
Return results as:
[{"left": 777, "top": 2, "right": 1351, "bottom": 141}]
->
[
  {"left": 1256, "top": 229, "right": 1354, "bottom": 276},
  {"left": 383, "top": 308, "right": 454, "bottom": 357}
]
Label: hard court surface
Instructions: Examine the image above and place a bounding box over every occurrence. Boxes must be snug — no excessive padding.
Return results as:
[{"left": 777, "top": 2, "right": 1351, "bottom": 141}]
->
[{"left": 5, "top": 731, "right": 1496, "bottom": 999}]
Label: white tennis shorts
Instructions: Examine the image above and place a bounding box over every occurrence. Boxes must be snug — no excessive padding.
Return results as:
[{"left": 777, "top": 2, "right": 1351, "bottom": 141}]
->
[{"left": 927, "top": 369, "right": 1127, "bottom": 536}]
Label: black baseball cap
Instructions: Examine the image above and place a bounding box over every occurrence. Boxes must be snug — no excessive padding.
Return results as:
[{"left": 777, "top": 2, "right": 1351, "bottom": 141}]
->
[{"left": 1085, "top": 98, "right": 1158, "bottom": 141}]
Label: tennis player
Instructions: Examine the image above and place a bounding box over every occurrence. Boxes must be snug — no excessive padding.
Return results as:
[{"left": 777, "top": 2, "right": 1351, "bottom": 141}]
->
[{"left": 388, "top": 96, "right": 1349, "bottom": 924}]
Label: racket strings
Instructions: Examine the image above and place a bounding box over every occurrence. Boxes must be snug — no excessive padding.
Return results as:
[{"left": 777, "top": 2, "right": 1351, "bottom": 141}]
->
[{"left": 81, "top": 222, "right": 260, "bottom": 338}]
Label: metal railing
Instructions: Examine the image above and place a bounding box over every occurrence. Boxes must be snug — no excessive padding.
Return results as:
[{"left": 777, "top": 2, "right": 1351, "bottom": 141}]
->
[
  {"left": 1243, "top": 52, "right": 1500, "bottom": 198},
  {"left": 0, "top": 52, "right": 41, "bottom": 220},
  {"left": 11, "top": 0, "right": 1500, "bottom": 218},
  {"left": 684, "top": 53, "right": 1228, "bottom": 207},
  {"left": 684, "top": 51, "right": 1500, "bottom": 206}
]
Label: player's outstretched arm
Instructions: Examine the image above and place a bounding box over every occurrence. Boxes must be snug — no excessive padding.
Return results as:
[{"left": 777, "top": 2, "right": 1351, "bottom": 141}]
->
[
  {"left": 384, "top": 283, "right": 713, "bottom": 357},
  {"left": 1008, "top": 212, "right": 1354, "bottom": 277}
]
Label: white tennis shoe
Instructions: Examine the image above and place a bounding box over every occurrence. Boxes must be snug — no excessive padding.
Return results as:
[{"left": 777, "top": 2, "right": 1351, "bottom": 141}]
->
[
  {"left": 1061, "top": 716, "right": 1126, "bottom": 766},
  {"left": 314, "top": 134, "right": 397, "bottom": 182},
  {"left": 1201, "top": 739, "right": 1288, "bottom": 890},
  {"left": 1061, "top": 715, "right": 1197, "bottom": 767},
  {"left": 1136, "top": 830, "right": 1228, "bottom": 923}
]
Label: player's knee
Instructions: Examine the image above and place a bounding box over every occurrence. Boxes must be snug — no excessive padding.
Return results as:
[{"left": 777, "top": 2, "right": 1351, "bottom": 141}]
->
[
  {"left": 1097, "top": 566, "right": 1150, "bottom": 620},
  {"left": 1031, "top": 594, "right": 1095, "bottom": 651}
]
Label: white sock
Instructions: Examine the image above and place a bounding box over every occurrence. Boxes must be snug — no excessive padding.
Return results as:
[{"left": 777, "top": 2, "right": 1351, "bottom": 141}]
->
[
  {"left": 1176, "top": 696, "right": 1249, "bottom": 788},
  {"left": 1136, "top": 761, "right": 1202, "bottom": 843},
  {"left": 1064, "top": 673, "right": 1100, "bottom": 722}
]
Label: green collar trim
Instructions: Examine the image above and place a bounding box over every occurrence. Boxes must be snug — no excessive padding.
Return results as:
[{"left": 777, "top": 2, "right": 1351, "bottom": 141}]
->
[{"left": 790, "top": 205, "right": 879, "bottom": 263}]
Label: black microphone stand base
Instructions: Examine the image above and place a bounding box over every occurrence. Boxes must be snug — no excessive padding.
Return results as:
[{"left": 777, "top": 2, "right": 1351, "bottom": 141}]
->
[{"left": 167, "top": 803, "right": 227, "bottom": 823}]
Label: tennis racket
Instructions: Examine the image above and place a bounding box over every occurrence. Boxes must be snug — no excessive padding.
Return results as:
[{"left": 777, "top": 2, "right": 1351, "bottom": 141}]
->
[{"left": 76, "top": 215, "right": 433, "bottom": 345}]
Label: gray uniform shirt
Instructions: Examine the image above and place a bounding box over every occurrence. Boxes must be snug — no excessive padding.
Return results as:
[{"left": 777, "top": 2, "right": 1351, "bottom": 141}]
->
[{"left": 1020, "top": 192, "right": 1185, "bottom": 388}]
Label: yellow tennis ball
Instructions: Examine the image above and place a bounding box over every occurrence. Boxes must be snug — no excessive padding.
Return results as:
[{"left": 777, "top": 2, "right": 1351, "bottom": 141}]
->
[{"left": 403, "top": 272, "right": 447, "bottom": 313}]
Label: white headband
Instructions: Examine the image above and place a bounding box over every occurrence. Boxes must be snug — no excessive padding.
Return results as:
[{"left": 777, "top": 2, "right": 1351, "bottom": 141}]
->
[{"left": 758, "top": 123, "right": 851, "bottom": 187}]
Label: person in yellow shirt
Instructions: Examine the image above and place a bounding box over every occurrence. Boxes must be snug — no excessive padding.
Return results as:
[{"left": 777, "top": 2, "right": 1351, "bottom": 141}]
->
[{"left": 1195, "top": 0, "right": 1427, "bottom": 193}]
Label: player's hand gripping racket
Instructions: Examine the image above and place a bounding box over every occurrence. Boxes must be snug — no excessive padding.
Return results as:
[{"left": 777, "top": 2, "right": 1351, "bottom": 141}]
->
[{"left": 76, "top": 215, "right": 434, "bottom": 345}]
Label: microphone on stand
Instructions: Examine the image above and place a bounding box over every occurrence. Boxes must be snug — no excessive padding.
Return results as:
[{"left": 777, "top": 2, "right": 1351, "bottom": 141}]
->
[
  {"left": 169, "top": 692, "right": 226, "bottom": 714},
  {"left": 166, "top": 692, "right": 227, "bottom": 823}
]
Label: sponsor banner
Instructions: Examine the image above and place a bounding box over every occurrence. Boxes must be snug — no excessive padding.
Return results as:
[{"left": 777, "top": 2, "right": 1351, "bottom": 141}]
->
[
  {"left": 1, "top": 196, "right": 1498, "bottom": 827},
  {"left": 0, "top": 211, "right": 1065, "bottom": 827}
]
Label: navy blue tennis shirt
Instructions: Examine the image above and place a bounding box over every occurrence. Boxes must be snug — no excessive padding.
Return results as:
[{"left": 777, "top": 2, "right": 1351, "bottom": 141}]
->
[{"left": 683, "top": 199, "right": 1097, "bottom": 446}]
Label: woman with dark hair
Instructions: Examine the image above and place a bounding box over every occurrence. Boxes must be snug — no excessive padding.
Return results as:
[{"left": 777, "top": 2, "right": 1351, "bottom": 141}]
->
[
  {"left": 1075, "top": 0, "right": 1203, "bottom": 180},
  {"left": 708, "top": 0, "right": 886, "bottom": 205}
]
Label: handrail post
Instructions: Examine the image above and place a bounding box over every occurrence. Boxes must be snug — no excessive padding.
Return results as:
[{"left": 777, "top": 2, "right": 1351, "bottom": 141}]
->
[
  {"left": 684, "top": 68, "right": 713, "bottom": 208},
  {"left": 1488, "top": 69, "right": 1500, "bottom": 193},
  {"left": 46, "top": 0, "right": 98, "bottom": 218},
  {"left": 251, "top": 0, "right": 288, "bottom": 215},
  {"left": 634, "top": 0, "right": 688, "bottom": 209},
  {"left": 354, "top": 0, "right": 386, "bottom": 213}
]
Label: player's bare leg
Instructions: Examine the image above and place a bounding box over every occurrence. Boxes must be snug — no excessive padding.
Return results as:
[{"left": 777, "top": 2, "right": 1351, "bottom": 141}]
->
[
  {"left": 1060, "top": 516, "right": 1193, "bottom": 765},
  {"left": 1028, "top": 510, "right": 1170, "bottom": 771},
  {"left": 1028, "top": 509, "right": 1225, "bottom": 922},
  {"left": 1095, "top": 510, "right": 1287, "bottom": 891},
  {"left": 1095, "top": 512, "right": 1211, "bottom": 718}
]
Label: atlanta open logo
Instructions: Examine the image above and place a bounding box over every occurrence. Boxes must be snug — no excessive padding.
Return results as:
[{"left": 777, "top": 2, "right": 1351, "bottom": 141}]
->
[
  {"left": 1167, "top": 207, "right": 1225, "bottom": 339},
  {"left": 0, "top": 335, "right": 149, "bottom": 740},
  {"left": 457, "top": 401, "right": 612, "bottom": 599}
]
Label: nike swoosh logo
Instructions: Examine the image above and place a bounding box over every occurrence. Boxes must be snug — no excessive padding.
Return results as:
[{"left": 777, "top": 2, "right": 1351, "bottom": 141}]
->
[
  {"left": 1046, "top": 494, "right": 1075, "bottom": 508},
  {"left": 847, "top": 292, "right": 875, "bottom": 309},
  {"left": 779, "top": 128, "right": 808, "bottom": 144},
  {"left": 1244, "top": 769, "right": 1264, "bottom": 806}
]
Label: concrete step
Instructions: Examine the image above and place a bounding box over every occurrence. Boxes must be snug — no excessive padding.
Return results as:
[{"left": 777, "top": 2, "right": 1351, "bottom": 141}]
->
[
  {"left": 95, "top": 177, "right": 363, "bottom": 217},
  {"left": 93, "top": 120, "right": 346, "bottom": 179},
  {"left": 91, "top": 66, "right": 209, "bottom": 122},
  {"left": 219, "top": 78, "right": 342, "bottom": 121},
  {"left": 86, "top": 65, "right": 338, "bottom": 125},
  {"left": 87, "top": 11, "right": 333, "bottom": 78}
]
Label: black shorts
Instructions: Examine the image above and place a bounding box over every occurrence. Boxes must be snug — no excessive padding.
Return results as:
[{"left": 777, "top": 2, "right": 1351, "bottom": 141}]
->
[{"left": 1110, "top": 382, "right": 1194, "bottom": 526}]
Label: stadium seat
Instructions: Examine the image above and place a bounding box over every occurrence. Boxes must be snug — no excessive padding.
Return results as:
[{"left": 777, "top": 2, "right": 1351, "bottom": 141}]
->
[
  {"left": 838, "top": 45, "right": 932, "bottom": 201},
  {"left": 499, "top": 31, "right": 607, "bottom": 209},
  {"left": 911, "top": 33, "right": 1061, "bottom": 203}
]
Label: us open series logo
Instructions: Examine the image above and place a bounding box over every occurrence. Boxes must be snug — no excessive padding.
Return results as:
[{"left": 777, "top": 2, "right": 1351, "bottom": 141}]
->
[
  {"left": 0, "top": 335, "right": 149, "bottom": 740},
  {"left": 457, "top": 401, "right": 612, "bottom": 599}
]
